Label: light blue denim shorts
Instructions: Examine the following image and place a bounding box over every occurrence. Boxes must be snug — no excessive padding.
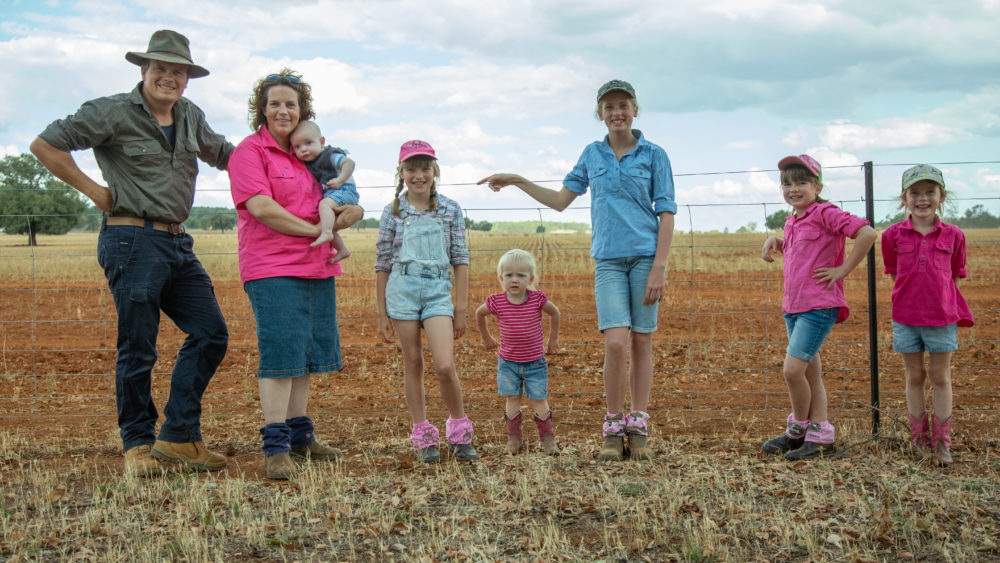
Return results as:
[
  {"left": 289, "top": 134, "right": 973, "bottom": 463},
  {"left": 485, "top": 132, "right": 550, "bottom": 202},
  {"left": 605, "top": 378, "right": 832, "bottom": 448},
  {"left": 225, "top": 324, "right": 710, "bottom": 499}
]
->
[
  {"left": 385, "top": 264, "right": 454, "bottom": 321},
  {"left": 783, "top": 308, "right": 838, "bottom": 362},
  {"left": 892, "top": 322, "right": 958, "bottom": 353},
  {"left": 497, "top": 357, "right": 548, "bottom": 399},
  {"left": 245, "top": 276, "right": 343, "bottom": 378},
  {"left": 594, "top": 255, "right": 658, "bottom": 333}
]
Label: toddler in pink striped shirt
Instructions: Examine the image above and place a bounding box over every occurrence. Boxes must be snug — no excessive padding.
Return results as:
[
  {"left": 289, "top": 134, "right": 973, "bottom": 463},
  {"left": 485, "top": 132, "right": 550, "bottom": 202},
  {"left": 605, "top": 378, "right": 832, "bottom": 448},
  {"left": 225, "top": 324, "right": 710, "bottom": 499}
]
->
[{"left": 475, "top": 249, "right": 561, "bottom": 455}]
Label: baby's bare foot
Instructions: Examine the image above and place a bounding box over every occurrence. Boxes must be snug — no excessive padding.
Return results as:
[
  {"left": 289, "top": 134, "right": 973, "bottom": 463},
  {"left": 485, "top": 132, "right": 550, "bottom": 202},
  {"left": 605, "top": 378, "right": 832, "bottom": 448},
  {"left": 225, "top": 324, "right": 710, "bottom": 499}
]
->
[{"left": 311, "top": 232, "right": 335, "bottom": 247}]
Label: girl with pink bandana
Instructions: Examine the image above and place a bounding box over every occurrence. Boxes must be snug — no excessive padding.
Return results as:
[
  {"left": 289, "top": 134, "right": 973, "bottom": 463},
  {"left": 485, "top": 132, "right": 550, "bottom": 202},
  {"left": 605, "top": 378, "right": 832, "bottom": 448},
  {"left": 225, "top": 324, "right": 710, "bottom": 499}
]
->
[{"left": 761, "top": 154, "right": 877, "bottom": 460}]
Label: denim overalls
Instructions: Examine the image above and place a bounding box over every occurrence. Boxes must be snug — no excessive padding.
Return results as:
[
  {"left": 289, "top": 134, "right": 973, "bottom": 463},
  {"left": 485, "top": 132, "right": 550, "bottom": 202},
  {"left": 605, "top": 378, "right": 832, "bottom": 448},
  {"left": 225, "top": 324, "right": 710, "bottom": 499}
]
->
[{"left": 385, "top": 215, "right": 454, "bottom": 320}]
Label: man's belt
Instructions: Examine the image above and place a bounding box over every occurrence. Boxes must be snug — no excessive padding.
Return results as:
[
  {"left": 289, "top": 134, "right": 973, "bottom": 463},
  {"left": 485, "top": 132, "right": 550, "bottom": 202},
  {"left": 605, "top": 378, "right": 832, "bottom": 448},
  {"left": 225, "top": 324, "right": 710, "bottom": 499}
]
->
[{"left": 105, "top": 216, "right": 185, "bottom": 234}]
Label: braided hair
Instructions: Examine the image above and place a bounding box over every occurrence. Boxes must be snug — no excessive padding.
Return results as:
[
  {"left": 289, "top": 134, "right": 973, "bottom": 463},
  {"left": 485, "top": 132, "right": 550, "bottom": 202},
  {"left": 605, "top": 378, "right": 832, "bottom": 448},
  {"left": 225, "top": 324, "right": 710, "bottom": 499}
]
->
[{"left": 392, "top": 156, "right": 441, "bottom": 217}]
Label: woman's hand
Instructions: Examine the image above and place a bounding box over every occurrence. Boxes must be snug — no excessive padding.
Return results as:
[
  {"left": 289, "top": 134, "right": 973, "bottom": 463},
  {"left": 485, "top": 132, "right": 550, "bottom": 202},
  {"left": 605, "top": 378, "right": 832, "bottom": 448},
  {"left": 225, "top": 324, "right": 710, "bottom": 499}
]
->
[
  {"left": 643, "top": 266, "right": 666, "bottom": 306},
  {"left": 477, "top": 173, "right": 527, "bottom": 192},
  {"left": 378, "top": 313, "right": 395, "bottom": 344}
]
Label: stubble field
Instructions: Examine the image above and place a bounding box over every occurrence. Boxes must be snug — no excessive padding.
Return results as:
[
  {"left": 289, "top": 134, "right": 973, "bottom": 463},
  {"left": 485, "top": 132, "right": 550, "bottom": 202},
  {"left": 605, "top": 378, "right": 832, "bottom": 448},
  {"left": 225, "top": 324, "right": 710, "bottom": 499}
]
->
[{"left": 1, "top": 228, "right": 998, "bottom": 561}]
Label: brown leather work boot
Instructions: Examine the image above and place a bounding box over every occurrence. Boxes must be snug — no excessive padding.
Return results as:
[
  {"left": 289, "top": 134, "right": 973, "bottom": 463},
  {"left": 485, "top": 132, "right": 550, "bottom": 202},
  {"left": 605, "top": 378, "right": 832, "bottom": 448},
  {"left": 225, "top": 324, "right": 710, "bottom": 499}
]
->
[
  {"left": 151, "top": 440, "right": 227, "bottom": 471},
  {"left": 124, "top": 444, "right": 164, "bottom": 477},
  {"left": 266, "top": 452, "right": 295, "bottom": 480},
  {"left": 290, "top": 440, "right": 343, "bottom": 461}
]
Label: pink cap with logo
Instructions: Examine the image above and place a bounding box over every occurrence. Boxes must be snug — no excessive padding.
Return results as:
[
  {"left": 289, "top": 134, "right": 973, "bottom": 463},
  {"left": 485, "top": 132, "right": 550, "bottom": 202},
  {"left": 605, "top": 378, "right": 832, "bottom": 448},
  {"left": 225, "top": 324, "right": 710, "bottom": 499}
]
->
[
  {"left": 398, "top": 140, "right": 437, "bottom": 163},
  {"left": 777, "top": 154, "right": 822, "bottom": 183}
]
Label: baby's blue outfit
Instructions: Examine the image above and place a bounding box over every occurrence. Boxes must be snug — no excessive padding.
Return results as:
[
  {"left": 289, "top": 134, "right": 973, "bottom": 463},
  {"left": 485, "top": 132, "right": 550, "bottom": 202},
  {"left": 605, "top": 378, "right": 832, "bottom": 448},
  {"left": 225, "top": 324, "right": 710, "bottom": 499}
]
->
[{"left": 306, "top": 145, "right": 359, "bottom": 206}]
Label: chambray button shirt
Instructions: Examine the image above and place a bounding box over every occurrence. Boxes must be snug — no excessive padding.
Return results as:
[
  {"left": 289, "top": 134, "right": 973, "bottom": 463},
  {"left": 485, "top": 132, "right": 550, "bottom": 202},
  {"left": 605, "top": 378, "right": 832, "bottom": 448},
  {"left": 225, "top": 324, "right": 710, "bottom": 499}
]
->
[{"left": 563, "top": 129, "right": 677, "bottom": 259}]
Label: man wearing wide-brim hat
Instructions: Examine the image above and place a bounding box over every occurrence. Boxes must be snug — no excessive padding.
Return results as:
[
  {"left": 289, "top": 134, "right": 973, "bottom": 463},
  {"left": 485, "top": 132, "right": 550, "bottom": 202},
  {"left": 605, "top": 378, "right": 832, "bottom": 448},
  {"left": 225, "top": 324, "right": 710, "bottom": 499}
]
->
[{"left": 31, "top": 30, "right": 233, "bottom": 477}]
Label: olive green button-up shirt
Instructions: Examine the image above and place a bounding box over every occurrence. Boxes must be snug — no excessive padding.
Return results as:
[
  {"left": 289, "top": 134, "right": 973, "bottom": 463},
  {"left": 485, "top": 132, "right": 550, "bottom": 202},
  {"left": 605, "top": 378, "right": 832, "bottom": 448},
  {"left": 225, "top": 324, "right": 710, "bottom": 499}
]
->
[{"left": 39, "top": 83, "right": 234, "bottom": 224}]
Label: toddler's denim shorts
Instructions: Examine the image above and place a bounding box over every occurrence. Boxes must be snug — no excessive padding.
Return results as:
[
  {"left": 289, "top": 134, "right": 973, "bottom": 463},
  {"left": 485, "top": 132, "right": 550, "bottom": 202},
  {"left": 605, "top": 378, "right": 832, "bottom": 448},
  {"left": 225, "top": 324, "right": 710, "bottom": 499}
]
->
[
  {"left": 497, "top": 357, "right": 548, "bottom": 399},
  {"left": 245, "top": 276, "right": 343, "bottom": 378},
  {"left": 594, "top": 255, "right": 658, "bottom": 333},
  {"left": 783, "top": 307, "right": 838, "bottom": 362},
  {"left": 386, "top": 264, "right": 454, "bottom": 321},
  {"left": 892, "top": 321, "right": 958, "bottom": 354}
]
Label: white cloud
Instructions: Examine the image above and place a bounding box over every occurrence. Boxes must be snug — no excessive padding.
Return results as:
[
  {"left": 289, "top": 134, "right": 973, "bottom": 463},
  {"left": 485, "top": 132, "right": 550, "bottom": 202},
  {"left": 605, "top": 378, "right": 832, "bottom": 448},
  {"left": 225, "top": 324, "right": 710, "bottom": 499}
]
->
[{"left": 819, "top": 119, "right": 959, "bottom": 152}]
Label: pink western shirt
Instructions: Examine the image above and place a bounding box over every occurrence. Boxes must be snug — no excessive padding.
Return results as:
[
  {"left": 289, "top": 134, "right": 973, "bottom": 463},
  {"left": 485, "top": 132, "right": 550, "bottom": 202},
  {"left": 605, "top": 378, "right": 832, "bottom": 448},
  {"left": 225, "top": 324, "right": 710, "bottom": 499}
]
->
[
  {"left": 228, "top": 127, "right": 343, "bottom": 283},
  {"left": 881, "top": 217, "right": 974, "bottom": 327},
  {"left": 486, "top": 289, "right": 548, "bottom": 362},
  {"left": 781, "top": 202, "right": 870, "bottom": 323}
]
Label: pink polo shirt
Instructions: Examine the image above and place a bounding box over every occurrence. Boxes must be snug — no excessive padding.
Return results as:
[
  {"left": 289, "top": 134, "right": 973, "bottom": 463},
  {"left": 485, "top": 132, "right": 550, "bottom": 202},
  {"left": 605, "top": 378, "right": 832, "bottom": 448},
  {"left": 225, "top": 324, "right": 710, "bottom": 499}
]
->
[
  {"left": 881, "top": 217, "right": 974, "bottom": 327},
  {"left": 782, "top": 202, "right": 869, "bottom": 323},
  {"left": 486, "top": 290, "right": 549, "bottom": 362},
  {"left": 228, "top": 127, "right": 343, "bottom": 283}
]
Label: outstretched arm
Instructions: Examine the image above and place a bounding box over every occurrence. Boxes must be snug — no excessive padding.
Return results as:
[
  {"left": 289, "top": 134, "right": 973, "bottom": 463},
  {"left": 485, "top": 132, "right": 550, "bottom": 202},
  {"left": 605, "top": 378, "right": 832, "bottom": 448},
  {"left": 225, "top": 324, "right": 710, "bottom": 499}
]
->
[
  {"left": 477, "top": 174, "right": 578, "bottom": 212},
  {"left": 30, "top": 137, "right": 112, "bottom": 212}
]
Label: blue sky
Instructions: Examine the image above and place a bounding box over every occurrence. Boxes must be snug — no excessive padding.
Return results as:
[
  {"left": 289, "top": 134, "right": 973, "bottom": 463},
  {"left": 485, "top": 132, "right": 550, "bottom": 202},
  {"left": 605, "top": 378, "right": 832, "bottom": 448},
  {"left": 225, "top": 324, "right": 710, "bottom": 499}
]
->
[{"left": 1, "top": 0, "right": 998, "bottom": 231}]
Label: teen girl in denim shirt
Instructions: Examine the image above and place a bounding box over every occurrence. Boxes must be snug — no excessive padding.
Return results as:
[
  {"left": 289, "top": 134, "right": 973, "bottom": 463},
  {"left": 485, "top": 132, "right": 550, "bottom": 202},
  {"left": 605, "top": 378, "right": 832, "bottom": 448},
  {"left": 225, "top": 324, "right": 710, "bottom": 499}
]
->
[
  {"left": 479, "top": 80, "right": 676, "bottom": 462},
  {"left": 376, "top": 140, "right": 478, "bottom": 463}
]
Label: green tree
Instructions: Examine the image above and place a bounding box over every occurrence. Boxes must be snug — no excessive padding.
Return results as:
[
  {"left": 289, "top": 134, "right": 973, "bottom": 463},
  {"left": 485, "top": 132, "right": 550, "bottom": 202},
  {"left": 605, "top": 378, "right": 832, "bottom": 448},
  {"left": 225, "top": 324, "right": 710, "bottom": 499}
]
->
[
  {"left": 536, "top": 225, "right": 546, "bottom": 233},
  {"left": 76, "top": 205, "right": 102, "bottom": 232},
  {"left": 764, "top": 209, "right": 791, "bottom": 231},
  {"left": 0, "top": 154, "right": 87, "bottom": 246},
  {"left": 207, "top": 212, "right": 236, "bottom": 233}
]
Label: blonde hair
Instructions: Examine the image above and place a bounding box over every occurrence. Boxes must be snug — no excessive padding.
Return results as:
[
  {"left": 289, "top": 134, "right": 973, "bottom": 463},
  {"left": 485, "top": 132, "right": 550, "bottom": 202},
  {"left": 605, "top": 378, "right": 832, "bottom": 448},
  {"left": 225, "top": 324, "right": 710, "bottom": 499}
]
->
[
  {"left": 391, "top": 155, "right": 440, "bottom": 217},
  {"left": 899, "top": 181, "right": 949, "bottom": 215},
  {"left": 497, "top": 249, "right": 538, "bottom": 289}
]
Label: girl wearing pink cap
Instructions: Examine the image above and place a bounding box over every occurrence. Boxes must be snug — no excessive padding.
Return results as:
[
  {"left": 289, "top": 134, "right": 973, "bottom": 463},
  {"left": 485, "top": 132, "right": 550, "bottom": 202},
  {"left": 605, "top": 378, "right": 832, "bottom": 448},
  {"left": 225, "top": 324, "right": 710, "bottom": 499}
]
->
[
  {"left": 375, "top": 140, "right": 477, "bottom": 463},
  {"left": 761, "top": 155, "right": 877, "bottom": 460},
  {"left": 882, "top": 165, "right": 973, "bottom": 466}
]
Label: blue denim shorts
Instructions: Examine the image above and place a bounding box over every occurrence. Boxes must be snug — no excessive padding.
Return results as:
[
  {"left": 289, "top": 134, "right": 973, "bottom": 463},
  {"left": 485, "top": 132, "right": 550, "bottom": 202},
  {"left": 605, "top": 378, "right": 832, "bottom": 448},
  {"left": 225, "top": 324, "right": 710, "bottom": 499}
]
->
[
  {"left": 594, "top": 255, "right": 658, "bottom": 333},
  {"left": 892, "top": 322, "right": 958, "bottom": 353},
  {"left": 245, "top": 277, "right": 343, "bottom": 378},
  {"left": 497, "top": 357, "right": 548, "bottom": 399},
  {"left": 783, "top": 308, "right": 838, "bottom": 362},
  {"left": 385, "top": 265, "right": 454, "bottom": 321}
]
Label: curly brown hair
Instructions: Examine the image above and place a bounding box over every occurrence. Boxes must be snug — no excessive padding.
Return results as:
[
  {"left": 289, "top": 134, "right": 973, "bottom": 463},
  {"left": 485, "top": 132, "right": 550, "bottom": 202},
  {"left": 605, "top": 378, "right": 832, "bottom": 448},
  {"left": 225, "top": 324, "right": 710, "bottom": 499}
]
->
[{"left": 248, "top": 68, "right": 314, "bottom": 131}]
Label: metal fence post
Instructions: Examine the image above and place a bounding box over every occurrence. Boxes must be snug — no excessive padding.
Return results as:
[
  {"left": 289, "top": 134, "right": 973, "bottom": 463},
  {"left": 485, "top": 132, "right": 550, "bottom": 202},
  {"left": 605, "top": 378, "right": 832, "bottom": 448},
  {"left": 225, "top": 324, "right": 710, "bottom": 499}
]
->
[{"left": 864, "top": 161, "right": 880, "bottom": 436}]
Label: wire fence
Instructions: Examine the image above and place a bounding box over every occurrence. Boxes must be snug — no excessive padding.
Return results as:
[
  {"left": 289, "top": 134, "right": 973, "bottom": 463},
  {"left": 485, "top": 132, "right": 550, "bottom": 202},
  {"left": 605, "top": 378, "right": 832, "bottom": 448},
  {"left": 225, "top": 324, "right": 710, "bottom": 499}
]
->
[{"left": 1, "top": 161, "right": 998, "bottom": 437}]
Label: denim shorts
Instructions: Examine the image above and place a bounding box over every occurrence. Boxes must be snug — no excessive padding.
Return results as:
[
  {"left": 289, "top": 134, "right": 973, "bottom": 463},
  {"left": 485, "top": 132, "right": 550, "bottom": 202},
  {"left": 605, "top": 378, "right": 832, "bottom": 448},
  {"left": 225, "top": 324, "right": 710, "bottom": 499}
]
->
[
  {"left": 497, "top": 357, "right": 548, "bottom": 399},
  {"left": 594, "top": 255, "right": 658, "bottom": 333},
  {"left": 892, "top": 322, "right": 958, "bottom": 353},
  {"left": 245, "top": 276, "right": 343, "bottom": 378},
  {"left": 385, "top": 265, "right": 453, "bottom": 321},
  {"left": 783, "top": 308, "right": 838, "bottom": 362}
]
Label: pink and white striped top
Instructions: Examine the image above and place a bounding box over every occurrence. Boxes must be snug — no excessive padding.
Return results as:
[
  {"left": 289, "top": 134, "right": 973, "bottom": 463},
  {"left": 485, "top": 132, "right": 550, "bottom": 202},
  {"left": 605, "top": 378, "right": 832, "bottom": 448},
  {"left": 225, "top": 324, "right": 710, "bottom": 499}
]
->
[{"left": 485, "top": 290, "right": 549, "bottom": 362}]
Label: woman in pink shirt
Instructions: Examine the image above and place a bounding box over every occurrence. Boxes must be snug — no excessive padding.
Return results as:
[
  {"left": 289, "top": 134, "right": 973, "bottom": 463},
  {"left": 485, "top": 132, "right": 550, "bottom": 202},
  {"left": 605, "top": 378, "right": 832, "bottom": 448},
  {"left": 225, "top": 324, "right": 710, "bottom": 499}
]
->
[
  {"left": 881, "top": 165, "right": 973, "bottom": 466},
  {"left": 760, "top": 154, "right": 877, "bottom": 460},
  {"left": 228, "top": 70, "right": 362, "bottom": 480}
]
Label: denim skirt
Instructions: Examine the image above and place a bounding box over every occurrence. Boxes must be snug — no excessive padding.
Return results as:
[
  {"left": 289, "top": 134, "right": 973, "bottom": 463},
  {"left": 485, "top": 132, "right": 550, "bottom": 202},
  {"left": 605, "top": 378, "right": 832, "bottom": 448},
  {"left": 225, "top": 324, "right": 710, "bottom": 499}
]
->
[{"left": 245, "top": 276, "right": 343, "bottom": 378}]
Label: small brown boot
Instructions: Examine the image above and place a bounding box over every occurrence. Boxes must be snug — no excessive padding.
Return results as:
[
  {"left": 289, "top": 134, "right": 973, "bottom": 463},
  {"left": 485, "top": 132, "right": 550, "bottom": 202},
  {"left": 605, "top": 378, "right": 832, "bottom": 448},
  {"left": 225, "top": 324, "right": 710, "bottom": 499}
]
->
[
  {"left": 534, "top": 411, "right": 559, "bottom": 456},
  {"left": 504, "top": 412, "right": 523, "bottom": 455},
  {"left": 627, "top": 433, "right": 653, "bottom": 461},
  {"left": 599, "top": 435, "right": 625, "bottom": 461},
  {"left": 265, "top": 452, "right": 296, "bottom": 480},
  {"left": 931, "top": 414, "right": 953, "bottom": 466}
]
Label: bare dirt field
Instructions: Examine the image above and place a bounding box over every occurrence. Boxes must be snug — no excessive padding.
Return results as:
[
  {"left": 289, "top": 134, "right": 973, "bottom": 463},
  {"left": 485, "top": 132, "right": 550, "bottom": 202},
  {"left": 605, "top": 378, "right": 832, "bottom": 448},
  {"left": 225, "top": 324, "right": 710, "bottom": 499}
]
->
[{"left": 1, "top": 229, "right": 998, "bottom": 561}]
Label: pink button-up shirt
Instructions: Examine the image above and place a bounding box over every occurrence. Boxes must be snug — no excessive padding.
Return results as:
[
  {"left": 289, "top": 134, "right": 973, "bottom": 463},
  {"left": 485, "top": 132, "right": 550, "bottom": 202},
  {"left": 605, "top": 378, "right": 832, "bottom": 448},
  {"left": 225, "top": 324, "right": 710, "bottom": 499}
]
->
[
  {"left": 881, "top": 217, "right": 974, "bottom": 327},
  {"left": 229, "top": 127, "right": 343, "bottom": 283},
  {"left": 782, "top": 202, "right": 870, "bottom": 322}
]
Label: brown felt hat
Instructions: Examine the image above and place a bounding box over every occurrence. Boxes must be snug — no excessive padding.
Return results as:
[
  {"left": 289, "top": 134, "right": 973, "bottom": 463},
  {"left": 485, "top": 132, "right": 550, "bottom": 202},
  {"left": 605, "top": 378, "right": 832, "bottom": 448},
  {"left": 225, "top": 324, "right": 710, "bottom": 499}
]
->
[{"left": 125, "top": 30, "right": 209, "bottom": 78}]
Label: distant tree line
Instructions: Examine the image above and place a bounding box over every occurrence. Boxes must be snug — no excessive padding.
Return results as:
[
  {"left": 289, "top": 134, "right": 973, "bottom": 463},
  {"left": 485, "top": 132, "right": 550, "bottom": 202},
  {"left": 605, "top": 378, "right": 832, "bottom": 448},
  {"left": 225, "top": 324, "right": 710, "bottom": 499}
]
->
[{"left": 764, "top": 206, "right": 1000, "bottom": 231}]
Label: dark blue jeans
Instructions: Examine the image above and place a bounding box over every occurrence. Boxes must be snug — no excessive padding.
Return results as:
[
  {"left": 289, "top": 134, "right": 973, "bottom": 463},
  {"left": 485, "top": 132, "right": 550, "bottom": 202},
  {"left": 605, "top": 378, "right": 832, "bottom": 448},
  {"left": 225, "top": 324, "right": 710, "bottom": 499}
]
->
[{"left": 98, "top": 221, "right": 229, "bottom": 451}]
